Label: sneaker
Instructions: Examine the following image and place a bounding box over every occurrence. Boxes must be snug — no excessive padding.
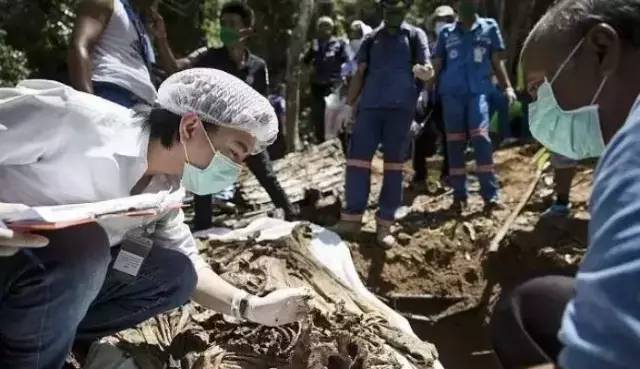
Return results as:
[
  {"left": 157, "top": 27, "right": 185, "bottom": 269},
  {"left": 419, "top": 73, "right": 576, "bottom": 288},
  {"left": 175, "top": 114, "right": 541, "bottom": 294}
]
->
[
  {"left": 329, "top": 220, "right": 362, "bottom": 237},
  {"left": 376, "top": 224, "right": 398, "bottom": 249},
  {"left": 451, "top": 199, "right": 468, "bottom": 215},
  {"left": 541, "top": 203, "right": 571, "bottom": 219}
]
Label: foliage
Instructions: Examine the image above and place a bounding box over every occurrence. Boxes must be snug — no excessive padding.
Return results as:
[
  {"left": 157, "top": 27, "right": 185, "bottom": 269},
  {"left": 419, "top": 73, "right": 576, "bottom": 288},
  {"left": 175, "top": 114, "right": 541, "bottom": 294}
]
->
[
  {"left": 0, "top": 0, "right": 78, "bottom": 81},
  {"left": 0, "top": 30, "right": 30, "bottom": 87}
]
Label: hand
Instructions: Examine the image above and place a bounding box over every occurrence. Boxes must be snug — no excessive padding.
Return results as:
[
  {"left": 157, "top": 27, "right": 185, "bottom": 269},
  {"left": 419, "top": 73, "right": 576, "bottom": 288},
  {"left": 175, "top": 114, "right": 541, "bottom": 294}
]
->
[
  {"left": 413, "top": 64, "right": 434, "bottom": 82},
  {"left": 245, "top": 287, "right": 312, "bottom": 326},
  {"left": 0, "top": 204, "right": 49, "bottom": 257},
  {"left": 149, "top": 9, "right": 168, "bottom": 41},
  {"left": 505, "top": 87, "right": 518, "bottom": 106},
  {"left": 409, "top": 121, "right": 422, "bottom": 138},
  {"left": 337, "top": 104, "right": 354, "bottom": 130}
]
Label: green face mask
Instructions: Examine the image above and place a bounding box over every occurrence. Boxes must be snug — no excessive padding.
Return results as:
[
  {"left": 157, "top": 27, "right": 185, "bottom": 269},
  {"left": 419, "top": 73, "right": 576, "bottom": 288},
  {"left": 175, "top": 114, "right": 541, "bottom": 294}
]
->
[
  {"left": 459, "top": 3, "right": 477, "bottom": 19},
  {"left": 220, "top": 26, "right": 241, "bottom": 46}
]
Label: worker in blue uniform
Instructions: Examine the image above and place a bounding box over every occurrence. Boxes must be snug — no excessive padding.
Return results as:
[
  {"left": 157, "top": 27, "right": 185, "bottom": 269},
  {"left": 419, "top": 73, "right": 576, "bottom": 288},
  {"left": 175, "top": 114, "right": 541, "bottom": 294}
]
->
[
  {"left": 432, "top": 0, "right": 517, "bottom": 213},
  {"left": 331, "top": 0, "right": 433, "bottom": 248}
]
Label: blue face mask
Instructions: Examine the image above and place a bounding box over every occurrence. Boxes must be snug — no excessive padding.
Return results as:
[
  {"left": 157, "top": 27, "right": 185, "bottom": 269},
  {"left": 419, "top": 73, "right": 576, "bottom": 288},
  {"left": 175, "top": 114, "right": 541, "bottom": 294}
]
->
[
  {"left": 529, "top": 38, "right": 609, "bottom": 160},
  {"left": 181, "top": 125, "right": 242, "bottom": 196}
]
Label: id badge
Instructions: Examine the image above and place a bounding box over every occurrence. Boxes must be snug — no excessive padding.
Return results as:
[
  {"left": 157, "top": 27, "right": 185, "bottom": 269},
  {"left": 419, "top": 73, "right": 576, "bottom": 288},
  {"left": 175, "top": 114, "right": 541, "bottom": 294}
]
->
[
  {"left": 113, "top": 228, "right": 153, "bottom": 284},
  {"left": 474, "top": 47, "right": 484, "bottom": 63}
]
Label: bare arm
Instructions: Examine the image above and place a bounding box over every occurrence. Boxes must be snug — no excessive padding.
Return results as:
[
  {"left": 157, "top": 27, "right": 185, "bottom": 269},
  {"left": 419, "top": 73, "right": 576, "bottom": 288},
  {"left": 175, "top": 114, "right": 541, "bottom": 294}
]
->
[
  {"left": 68, "top": 0, "right": 113, "bottom": 93},
  {"left": 491, "top": 52, "right": 513, "bottom": 90},
  {"left": 149, "top": 10, "right": 192, "bottom": 73},
  {"left": 346, "top": 63, "right": 367, "bottom": 106},
  {"left": 192, "top": 267, "right": 242, "bottom": 315}
]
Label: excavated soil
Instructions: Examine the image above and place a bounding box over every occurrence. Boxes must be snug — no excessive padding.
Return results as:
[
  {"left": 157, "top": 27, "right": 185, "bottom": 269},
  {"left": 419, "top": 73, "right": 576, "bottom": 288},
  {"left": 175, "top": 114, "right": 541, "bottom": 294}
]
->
[
  {"left": 343, "top": 145, "right": 593, "bottom": 369},
  {"left": 68, "top": 145, "right": 594, "bottom": 369}
]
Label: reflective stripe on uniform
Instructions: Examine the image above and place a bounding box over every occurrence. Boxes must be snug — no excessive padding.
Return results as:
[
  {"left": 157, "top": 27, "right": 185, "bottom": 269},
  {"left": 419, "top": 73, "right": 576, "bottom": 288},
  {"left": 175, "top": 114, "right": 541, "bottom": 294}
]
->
[{"left": 347, "top": 159, "right": 372, "bottom": 169}]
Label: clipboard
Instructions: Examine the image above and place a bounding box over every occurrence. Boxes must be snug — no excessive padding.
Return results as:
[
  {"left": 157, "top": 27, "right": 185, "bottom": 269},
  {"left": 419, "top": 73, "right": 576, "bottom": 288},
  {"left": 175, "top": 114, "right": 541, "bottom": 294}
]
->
[{"left": 1, "top": 190, "right": 184, "bottom": 231}]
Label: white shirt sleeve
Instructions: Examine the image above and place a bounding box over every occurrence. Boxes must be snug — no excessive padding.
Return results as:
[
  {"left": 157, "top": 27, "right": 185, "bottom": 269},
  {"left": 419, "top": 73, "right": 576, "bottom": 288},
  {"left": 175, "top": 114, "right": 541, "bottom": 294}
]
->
[
  {"left": 0, "top": 82, "right": 67, "bottom": 165},
  {"left": 152, "top": 208, "right": 209, "bottom": 271}
]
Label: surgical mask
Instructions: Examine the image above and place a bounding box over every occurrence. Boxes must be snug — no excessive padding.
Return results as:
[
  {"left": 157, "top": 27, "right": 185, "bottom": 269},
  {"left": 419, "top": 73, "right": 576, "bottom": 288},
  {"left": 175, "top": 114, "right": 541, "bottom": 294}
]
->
[
  {"left": 435, "top": 21, "right": 448, "bottom": 36},
  {"left": 181, "top": 125, "right": 243, "bottom": 195},
  {"left": 350, "top": 39, "right": 363, "bottom": 54},
  {"left": 529, "top": 38, "right": 608, "bottom": 160},
  {"left": 220, "top": 26, "right": 241, "bottom": 46}
]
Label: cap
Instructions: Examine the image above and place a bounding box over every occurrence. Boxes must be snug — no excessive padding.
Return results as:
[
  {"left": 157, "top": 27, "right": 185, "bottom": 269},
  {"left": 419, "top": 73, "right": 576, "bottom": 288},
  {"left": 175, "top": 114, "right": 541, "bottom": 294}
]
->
[
  {"left": 433, "top": 5, "right": 455, "bottom": 18},
  {"left": 317, "top": 16, "right": 335, "bottom": 27}
]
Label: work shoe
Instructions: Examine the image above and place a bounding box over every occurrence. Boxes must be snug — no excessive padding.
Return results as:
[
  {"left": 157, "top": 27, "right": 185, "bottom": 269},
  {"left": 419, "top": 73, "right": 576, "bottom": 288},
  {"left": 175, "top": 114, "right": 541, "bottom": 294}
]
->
[
  {"left": 541, "top": 202, "right": 571, "bottom": 219},
  {"left": 484, "top": 198, "right": 505, "bottom": 213},
  {"left": 451, "top": 199, "right": 468, "bottom": 215},
  {"left": 376, "top": 224, "right": 398, "bottom": 249},
  {"left": 329, "top": 220, "right": 362, "bottom": 237}
]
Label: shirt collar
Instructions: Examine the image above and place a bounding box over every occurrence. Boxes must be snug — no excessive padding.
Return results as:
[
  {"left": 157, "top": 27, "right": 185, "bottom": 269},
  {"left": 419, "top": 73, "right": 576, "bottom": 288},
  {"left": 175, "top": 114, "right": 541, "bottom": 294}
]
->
[
  {"left": 382, "top": 22, "right": 411, "bottom": 35},
  {"left": 454, "top": 17, "right": 485, "bottom": 33},
  {"left": 220, "top": 46, "right": 257, "bottom": 69}
]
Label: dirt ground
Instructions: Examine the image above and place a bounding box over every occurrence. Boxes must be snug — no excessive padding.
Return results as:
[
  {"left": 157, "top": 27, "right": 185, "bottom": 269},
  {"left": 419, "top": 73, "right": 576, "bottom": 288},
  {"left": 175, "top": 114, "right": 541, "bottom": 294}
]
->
[
  {"left": 342, "top": 145, "right": 593, "bottom": 369},
  {"left": 69, "top": 145, "right": 594, "bottom": 369}
]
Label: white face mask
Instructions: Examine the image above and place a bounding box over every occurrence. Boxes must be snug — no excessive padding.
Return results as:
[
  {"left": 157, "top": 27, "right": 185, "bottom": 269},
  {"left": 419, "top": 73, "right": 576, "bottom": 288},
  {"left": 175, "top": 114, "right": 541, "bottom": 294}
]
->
[{"left": 435, "top": 21, "right": 448, "bottom": 36}]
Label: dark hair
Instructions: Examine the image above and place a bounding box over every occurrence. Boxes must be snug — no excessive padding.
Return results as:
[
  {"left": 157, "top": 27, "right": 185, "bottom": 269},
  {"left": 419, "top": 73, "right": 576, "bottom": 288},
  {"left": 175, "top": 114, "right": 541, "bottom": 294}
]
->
[
  {"left": 529, "top": 0, "right": 640, "bottom": 47},
  {"left": 220, "top": 1, "right": 255, "bottom": 28},
  {"left": 146, "top": 107, "right": 217, "bottom": 149}
]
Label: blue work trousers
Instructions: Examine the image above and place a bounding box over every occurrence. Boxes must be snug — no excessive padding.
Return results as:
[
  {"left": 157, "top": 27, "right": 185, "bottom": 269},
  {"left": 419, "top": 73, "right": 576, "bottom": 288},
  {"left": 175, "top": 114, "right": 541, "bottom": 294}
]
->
[
  {"left": 441, "top": 94, "right": 499, "bottom": 201},
  {"left": 0, "top": 223, "right": 197, "bottom": 369},
  {"left": 488, "top": 86, "right": 511, "bottom": 140},
  {"left": 343, "top": 108, "right": 413, "bottom": 223}
]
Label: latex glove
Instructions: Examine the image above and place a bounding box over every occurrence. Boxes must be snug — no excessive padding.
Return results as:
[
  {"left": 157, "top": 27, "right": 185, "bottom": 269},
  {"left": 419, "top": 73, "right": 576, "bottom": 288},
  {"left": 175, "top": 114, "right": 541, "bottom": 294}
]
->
[
  {"left": 409, "top": 121, "right": 423, "bottom": 138},
  {"left": 337, "top": 104, "right": 354, "bottom": 130},
  {"left": 505, "top": 87, "right": 518, "bottom": 106},
  {"left": 413, "top": 64, "right": 434, "bottom": 82},
  {"left": 0, "top": 204, "right": 49, "bottom": 257},
  {"left": 245, "top": 287, "right": 312, "bottom": 326}
]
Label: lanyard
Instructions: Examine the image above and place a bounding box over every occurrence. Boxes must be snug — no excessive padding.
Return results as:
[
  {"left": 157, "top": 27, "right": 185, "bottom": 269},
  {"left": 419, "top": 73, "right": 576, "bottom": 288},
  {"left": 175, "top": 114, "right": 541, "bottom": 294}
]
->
[{"left": 120, "top": 0, "right": 153, "bottom": 70}]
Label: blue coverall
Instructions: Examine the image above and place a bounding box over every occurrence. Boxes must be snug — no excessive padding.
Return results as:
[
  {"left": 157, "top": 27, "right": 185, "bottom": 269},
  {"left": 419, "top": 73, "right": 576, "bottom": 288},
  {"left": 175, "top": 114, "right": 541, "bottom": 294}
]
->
[
  {"left": 436, "top": 18, "right": 506, "bottom": 202},
  {"left": 342, "top": 23, "right": 430, "bottom": 225}
]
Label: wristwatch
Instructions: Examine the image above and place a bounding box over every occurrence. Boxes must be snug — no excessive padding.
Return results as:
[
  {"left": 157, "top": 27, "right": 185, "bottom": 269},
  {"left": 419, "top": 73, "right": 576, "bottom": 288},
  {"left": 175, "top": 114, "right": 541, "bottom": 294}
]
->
[{"left": 239, "top": 295, "right": 250, "bottom": 320}]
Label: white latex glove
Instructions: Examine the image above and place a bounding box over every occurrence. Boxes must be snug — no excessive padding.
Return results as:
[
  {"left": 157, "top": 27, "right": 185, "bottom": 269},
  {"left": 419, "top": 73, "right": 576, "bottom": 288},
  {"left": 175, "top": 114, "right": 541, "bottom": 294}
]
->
[
  {"left": 245, "top": 287, "right": 312, "bottom": 326},
  {"left": 0, "top": 204, "right": 49, "bottom": 257},
  {"left": 505, "top": 87, "right": 518, "bottom": 106},
  {"left": 413, "top": 64, "right": 434, "bottom": 82},
  {"left": 410, "top": 121, "right": 422, "bottom": 138},
  {"left": 337, "top": 104, "right": 354, "bottom": 130}
]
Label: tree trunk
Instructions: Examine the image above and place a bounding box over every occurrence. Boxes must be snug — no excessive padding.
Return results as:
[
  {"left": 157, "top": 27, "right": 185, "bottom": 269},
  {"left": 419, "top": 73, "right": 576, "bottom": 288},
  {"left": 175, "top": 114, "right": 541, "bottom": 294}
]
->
[
  {"left": 110, "top": 226, "right": 442, "bottom": 369},
  {"left": 284, "top": 0, "right": 315, "bottom": 153}
]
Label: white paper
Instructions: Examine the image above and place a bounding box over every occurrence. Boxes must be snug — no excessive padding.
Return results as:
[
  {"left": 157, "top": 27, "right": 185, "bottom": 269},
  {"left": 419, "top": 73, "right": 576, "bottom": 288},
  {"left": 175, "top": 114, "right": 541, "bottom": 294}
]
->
[{"left": 1, "top": 189, "right": 185, "bottom": 225}]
